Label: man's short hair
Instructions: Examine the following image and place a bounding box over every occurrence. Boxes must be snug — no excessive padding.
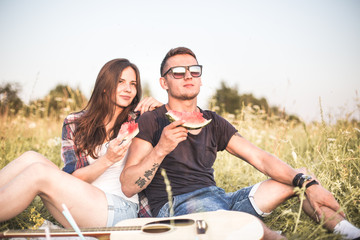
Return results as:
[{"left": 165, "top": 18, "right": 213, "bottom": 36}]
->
[{"left": 160, "top": 47, "right": 198, "bottom": 76}]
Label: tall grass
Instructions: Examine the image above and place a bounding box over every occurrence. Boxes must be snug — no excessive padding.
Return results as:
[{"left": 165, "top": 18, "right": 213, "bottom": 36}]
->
[
  {"left": 0, "top": 114, "right": 63, "bottom": 230},
  {"left": 214, "top": 106, "right": 360, "bottom": 239},
  {"left": 0, "top": 105, "right": 359, "bottom": 239}
]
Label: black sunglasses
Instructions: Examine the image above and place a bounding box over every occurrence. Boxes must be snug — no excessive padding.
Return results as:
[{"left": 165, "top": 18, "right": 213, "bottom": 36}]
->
[{"left": 162, "top": 65, "right": 203, "bottom": 79}]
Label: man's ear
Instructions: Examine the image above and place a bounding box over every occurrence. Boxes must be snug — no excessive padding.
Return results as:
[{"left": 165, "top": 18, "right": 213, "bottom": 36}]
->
[{"left": 159, "top": 77, "right": 169, "bottom": 90}]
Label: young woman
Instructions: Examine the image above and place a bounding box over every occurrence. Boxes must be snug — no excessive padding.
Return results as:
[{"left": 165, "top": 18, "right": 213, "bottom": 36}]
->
[{"left": 0, "top": 58, "right": 162, "bottom": 228}]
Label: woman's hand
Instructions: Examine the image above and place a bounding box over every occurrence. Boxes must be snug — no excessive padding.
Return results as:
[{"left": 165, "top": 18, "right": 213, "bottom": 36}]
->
[
  {"left": 135, "top": 97, "right": 163, "bottom": 115},
  {"left": 104, "top": 131, "right": 132, "bottom": 165},
  {"left": 72, "top": 131, "right": 132, "bottom": 183}
]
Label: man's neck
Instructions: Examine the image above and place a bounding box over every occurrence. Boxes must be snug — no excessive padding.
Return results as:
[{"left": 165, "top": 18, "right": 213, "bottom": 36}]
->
[{"left": 166, "top": 98, "right": 199, "bottom": 112}]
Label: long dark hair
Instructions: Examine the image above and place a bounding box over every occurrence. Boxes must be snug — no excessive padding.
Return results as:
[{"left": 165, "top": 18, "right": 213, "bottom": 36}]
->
[{"left": 73, "top": 58, "right": 142, "bottom": 158}]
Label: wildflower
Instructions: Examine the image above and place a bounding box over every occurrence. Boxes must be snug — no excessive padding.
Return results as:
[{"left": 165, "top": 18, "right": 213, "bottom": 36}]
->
[
  {"left": 47, "top": 137, "right": 61, "bottom": 147},
  {"left": 30, "top": 207, "right": 45, "bottom": 229}
]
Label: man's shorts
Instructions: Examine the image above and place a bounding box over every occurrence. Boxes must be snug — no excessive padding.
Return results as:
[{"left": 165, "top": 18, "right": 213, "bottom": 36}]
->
[{"left": 157, "top": 183, "right": 271, "bottom": 219}]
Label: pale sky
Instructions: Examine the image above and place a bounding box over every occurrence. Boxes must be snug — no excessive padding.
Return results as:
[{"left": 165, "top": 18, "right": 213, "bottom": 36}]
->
[{"left": 1, "top": 0, "right": 359, "bottom": 122}]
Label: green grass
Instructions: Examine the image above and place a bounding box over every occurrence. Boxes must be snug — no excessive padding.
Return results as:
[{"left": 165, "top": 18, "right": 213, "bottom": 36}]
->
[
  {"left": 0, "top": 107, "right": 359, "bottom": 239},
  {"left": 214, "top": 108, "right": 360, "bottom": 239},
  {"left": 0, "top": 115, "right": 63, "bottom": 230}
]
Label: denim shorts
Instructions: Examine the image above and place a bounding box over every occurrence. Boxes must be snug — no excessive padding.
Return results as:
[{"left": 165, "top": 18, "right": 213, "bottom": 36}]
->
[
  {"left": 157, "top": 183, "right": 270, "bottom": 219},
  {"left": 105, "top": 193, "right": 139, "bottom": 227}
]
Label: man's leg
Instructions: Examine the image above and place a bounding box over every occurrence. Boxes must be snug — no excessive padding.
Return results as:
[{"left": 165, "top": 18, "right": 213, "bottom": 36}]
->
[
  {"left": 252, "top": 179, "right": 294, "bottom": 214},
  {"left": 302, "top": 198, "right": 360, "bottom": 239},
  {"left": 253, "top": 179, "right": 360, "bottom": 239},
  {"left": 253, "top": 179, "right": 346, "bottom": 228},
  {"left": 157, "top": 186, "right": 287, "bottom": 239}
]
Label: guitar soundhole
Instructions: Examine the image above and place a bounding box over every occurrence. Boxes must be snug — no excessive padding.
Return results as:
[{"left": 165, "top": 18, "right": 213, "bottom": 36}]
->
[
  {"left": 146, "top": 219, "right": 194, "bottom": 227},
  {"left": 142, "top": 219, "right": 195, "bottom": 233},
  {"left": 142, "top": 224, "right": 171, "bottom": 233}
]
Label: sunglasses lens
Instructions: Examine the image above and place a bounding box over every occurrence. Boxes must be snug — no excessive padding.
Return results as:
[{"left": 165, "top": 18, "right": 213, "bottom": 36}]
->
[
  {"left": 189, "top": 66, "right": 201, "bottom": 77},
  {"left": 172, "top": 67, "right": 186, "bottom": 79}
]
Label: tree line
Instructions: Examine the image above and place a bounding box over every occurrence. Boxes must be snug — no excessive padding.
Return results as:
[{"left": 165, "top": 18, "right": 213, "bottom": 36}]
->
[
  {"left": 209, "top": 81, "right": 301, "bottom": 123},
  {"left": 0, "top": 82, "right": 87, "bottom": 119},
  {"left": 1, "top": 81, "right": 300, "bottom": 122}
]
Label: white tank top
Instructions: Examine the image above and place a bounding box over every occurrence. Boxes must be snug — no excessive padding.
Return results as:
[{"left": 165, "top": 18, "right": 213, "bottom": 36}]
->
[{"left": 88, "top": 142, "right": 138, "bottom": 204}]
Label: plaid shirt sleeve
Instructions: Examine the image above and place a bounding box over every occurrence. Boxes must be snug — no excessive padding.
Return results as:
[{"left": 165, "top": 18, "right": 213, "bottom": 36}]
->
[{"left": 61, "top": 112, "right": 89, "bottom": 174}]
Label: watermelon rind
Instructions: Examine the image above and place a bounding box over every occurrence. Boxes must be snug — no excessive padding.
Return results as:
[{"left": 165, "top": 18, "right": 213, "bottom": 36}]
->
[{"left": 165, "top": 111, "right": 212, "bottom": 130}]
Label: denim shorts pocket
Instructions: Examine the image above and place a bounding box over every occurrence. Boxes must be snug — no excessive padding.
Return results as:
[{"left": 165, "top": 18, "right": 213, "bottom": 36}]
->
[
  {"left": 106, "top": 193, "right": 138, "bottom": 227},
  {"left": 157, "top": 202, "right": 170, "bottom": 217}
]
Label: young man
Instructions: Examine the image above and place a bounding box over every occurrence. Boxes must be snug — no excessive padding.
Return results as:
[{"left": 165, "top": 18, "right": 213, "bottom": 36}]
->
[{"left": 120, "top": 47, "right": 360, "bottom": 239}]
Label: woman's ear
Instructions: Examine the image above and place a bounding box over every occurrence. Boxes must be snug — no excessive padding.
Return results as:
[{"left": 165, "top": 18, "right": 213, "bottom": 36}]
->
[{"left": 159, "top": 77, "right": 169, "bottom": 90}]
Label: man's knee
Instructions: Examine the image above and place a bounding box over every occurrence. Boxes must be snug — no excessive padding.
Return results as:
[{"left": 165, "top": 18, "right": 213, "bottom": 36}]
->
[{"left": 252, "top": 180, "right": 294, "bottom": 214}]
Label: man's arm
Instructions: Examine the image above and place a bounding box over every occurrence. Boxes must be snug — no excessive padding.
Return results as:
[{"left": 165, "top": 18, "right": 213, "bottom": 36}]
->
[
  {"left": 120, "top": 120, "right": 187, "bottom": 197},
  {"left": 226, "top": 132, "right": 343, "bottom": 218},
  {"left": 226, "top": 133, "right": 297, "bottom": 184}
]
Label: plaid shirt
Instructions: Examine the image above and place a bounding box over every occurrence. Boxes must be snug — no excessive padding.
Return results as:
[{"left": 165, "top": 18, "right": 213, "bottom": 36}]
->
[
  {"left": 138, "top": 192, "right": 152, "bottom": 217},
  {"left": 60, "top": 111, "right": 152, "bottom": 217},
  {"left": 61, "top": 111, "right": 89, "bottom": 174}
]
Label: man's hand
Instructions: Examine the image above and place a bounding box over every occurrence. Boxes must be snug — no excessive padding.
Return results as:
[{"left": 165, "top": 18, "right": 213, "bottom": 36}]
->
[
  {"left": 156, "top": 120, "right": 188, "bottom": 156},
  {"left": 120, "top": 120, "right": 187, "bottom": 197},
  {"left": 305, "top": 184, "right": 345, "bottom": 220}
]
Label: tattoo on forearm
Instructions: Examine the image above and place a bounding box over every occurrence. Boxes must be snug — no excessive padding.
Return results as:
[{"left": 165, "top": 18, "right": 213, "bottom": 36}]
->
[
  {"left": 135, "top": 163, "right": 160, "bottom": 188},
  {"left": 135, "top": 177, "right": 146, "bottom": 188}
]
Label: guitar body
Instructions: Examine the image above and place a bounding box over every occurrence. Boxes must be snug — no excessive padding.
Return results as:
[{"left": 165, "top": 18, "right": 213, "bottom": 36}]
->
[
  {"left": 111, "top": 210, "right": 264, "bottom": 240},
  {"left": 1, "top": 210, "right": 263, "bottom": 240}
]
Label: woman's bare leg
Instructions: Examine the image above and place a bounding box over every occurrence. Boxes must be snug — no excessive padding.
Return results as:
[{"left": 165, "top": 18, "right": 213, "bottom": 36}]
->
[
  {"left": 0, "top": 160, "right": 109, "bottom": 228},
  {"left": 0, "top": 151, "right": 58, "bottom": 187}
]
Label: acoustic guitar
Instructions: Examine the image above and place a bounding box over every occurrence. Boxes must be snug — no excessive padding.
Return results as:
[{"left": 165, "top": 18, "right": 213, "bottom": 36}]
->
[{"left": 1, "top": 210, "right": 264, "bottom": 240}]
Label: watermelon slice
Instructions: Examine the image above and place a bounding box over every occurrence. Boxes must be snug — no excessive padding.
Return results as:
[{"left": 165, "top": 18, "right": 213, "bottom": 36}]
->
[
  {"left": 165, "top": 110, "right": 212, "bottom": 130},
  {"left": 117, "top": 120, "right": 139, "bottom": 142}
]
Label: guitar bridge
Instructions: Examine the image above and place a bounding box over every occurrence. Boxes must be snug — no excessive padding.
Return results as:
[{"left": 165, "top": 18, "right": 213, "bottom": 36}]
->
[{"left": 196, "top": 220, "right": 208, "bottom": 234}]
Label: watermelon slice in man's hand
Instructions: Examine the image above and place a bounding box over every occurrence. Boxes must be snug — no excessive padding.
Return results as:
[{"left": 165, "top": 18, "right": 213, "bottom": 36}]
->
[{"left": 165, "top": 110, "right": 212, "bottom": 130}]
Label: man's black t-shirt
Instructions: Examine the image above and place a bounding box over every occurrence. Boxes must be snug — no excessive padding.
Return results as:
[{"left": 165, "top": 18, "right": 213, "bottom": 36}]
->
[{"left": 136, "top": 105, "right": 237, "bottom": 216}]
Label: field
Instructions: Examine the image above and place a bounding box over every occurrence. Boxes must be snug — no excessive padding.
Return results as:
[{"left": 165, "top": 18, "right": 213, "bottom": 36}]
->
[{"left": 0, "top": 107, "right": 359, "bottom": 239}]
